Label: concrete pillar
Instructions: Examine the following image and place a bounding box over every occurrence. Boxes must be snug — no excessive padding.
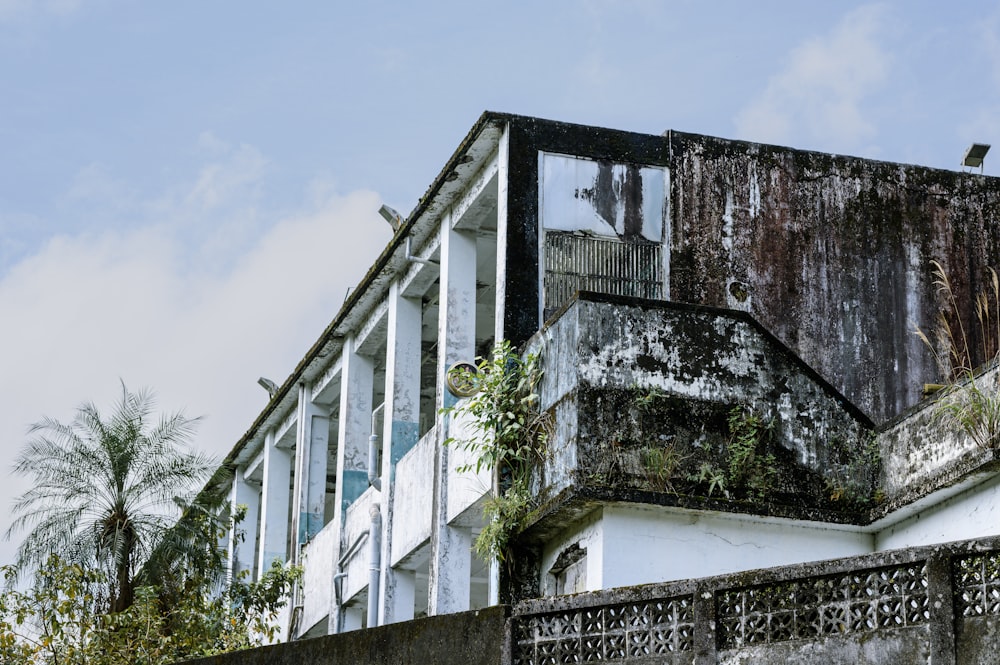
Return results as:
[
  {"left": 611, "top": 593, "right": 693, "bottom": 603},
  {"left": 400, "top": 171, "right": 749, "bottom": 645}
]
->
[
  {"left": 228, "top": 467, "right": 260, "bottom": 581},
  {"left": 291, "top": 383, "right": 330, "bottom": 560},
  {"left": 379, "top": 282, "right": 422, "bottom": 624},
  {"left": 496, "top": 121, "right": 539, "bottom": 345},
  {"left": 495, "top": 123, "right": 510, "bottom": 345},
  {"left": 333, "top": 336, "right": 373, "bottom": 527},
  {"left": 428, "top": 217, "right": 477, "bottom": 615},
  {"left": 257, "top": 430, "right": 292, "bottom": 575}
]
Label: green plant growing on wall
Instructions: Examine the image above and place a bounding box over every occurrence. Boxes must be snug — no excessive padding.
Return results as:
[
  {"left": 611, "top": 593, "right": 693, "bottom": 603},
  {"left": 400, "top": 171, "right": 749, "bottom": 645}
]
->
[
  {"left": 443, "top": 340, "right": 552, "bottom": 563},
  {"left": 640, "top": 442, "right": 685, "bottom": 493},
  {"left": 634, "top": 385, "right": 669, "bottom": 413},
  {"left": 916, "top": 260, "right": 1000, "bottom": 449},
  {"left": 688, "top": 406, "right": 777, "bottom": 502},
  {"left": 725, "top": 405, "right": 777, "bottom": 502},
  {"left": 688, "top": 461, "right": 728, "bottom": 498}
]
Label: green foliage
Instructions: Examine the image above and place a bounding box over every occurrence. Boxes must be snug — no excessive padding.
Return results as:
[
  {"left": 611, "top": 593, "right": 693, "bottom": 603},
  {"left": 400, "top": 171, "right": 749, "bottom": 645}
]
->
[
  {"left": 640, "top": 443, "right": 684, "bottom": 493},
  {"left": 687, "top": 406, "right": 776, "bottom": 502},
  {"left": 475, "top": 485, "right": 534, "bottom": 563},
  {"left": 726, "top": 406, "right": 777, "bottom": 501},
  {"left": 443, "top": 340, "right": 551, "bottom": 563},
  {"left": 7, "top": 384, "right": 215, "bottom": 614},
  {"left": 688, "top": 461, "right": 728, "bottom": 498},
  {"left": 2, "top": 386, "right": 299, "bottom": 663},
  {"left": 633, "top": 385, "right": 669, "bottom": 413},
  {"left": 916, "top": 261, "right": 1000, "bottom": 449},
  {"left": 935, "top": 369, "right": 1000, "bottom": 449},
  {"left": 0, "top": 554, "right": 301, "bottom": 665}
]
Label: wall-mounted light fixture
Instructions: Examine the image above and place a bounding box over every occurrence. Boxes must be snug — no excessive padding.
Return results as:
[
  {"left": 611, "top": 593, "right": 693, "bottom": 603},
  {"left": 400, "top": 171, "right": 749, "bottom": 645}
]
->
[
  {"left": 963, "top": 143, "right": 991, "bottom": 173},
  {"left": 378, "top": 204, "right": 402, "bottom": 232},
  {"left": 257, "top": 377, "right": 279, "bottom": 397}
]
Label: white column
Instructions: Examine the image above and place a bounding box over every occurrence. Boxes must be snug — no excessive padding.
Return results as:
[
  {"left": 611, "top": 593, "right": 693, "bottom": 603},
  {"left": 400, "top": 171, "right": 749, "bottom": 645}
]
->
[
  {"left": 228, "top": 467, "right": 260, "bottom": 580},
  {"left": 333, "top": 337, "right": 374, "bottom": 527},
  {"left": 330, "top": 339, "right": 374, "bottom": 632},
  {"left": 257, "top": 430, "right": 292, "bottom": 575},
  {"left": 379, "top": 282, "right": 422, "bottom": 624},
  {"left": 292, "top": 383, "right": 329, "bottom": 559},
  {"left": 428, "top": 217, "right": 477, "bottom": 615}
]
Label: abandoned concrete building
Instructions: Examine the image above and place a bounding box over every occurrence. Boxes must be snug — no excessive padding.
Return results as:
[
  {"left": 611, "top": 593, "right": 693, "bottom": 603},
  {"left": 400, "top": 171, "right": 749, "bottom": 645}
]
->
[{"left": 194, "top": 112, "right": 1000, "bottom": 664}]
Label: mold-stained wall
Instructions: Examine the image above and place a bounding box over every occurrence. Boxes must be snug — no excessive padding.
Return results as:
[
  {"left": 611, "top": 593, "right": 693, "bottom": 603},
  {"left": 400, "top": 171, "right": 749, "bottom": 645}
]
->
[
  {"left": 667, "top": 131, "right": 1000, "bottom": 422},
  {"left": 504, "top": 117, "right": 1000, "bottom": 424}
]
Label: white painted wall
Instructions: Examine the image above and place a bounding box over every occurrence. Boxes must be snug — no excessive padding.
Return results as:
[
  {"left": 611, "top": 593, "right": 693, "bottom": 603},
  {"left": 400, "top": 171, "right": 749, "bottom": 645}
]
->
[
  {"left": 876, "top": 473, "right": 1000, "bottom": 551},
  {"left": 540, "top": 509, "right": 605, "bottom": 596},
  {"left": 542, "top": 504, "right": 875, "bottom": 594}
]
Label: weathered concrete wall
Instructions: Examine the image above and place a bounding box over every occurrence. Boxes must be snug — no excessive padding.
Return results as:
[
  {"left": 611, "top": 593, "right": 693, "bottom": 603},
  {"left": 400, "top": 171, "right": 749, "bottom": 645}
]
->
[
  {"left": 341, "top": 486, "right": 377, "bottom": 603},
  {"left": 446, "top": 407, "right": 491, "bottom": 525},
  {"left": 870, "top": 362, "right": 1000, "bottom": 550},
  {"left": 877, "top": 362, "right": 1000, "bottom": 508},
  {"left": 501, "top": 116, "right": 1000, "bottom": 424},
  {"left": 528, "top": 293, "right": 874, "bottom": 528},
  {"left": 177, "top": 606, "right": 509, "bottom": 665},
  {"left": 667, "top": 130, "right": 1000, "bottom": 423}
]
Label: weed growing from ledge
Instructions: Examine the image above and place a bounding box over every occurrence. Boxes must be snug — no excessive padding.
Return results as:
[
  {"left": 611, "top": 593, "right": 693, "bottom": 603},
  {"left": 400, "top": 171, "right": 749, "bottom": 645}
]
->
[
  {"left": 935, "top": 370, "right": 1000, "bottom": 449},
  {"left": 442, "top": 340, "right": 552, "bottom": 563},
  {"left": 689, "top": 461, "right": 728, "bottom": 498},
  {"left": 688, "top": 405, "right": 776, "bottom": 502},
  {"left": 916, "top": 260, "right": 1000, "bottom": 448},
  {"left": 640, "top": 442, "right": 685, "bottom": 493},
  {"left": 726, "top": 405, "right": 777, "bottom": 501}
]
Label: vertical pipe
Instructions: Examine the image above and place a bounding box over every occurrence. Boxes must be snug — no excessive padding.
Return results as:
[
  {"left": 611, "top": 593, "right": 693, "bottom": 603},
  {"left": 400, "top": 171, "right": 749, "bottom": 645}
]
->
[
  {"left": 367, "top": 504, "right": 382, "bottom": 628},
  {"left": 369, "top": 403, "right": 384, "bottom": 490}
]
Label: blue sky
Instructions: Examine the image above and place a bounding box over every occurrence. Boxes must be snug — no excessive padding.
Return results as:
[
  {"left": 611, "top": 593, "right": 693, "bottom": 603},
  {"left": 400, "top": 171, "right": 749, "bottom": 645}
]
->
[{"left": 1, "top": 0, "right": 998, "bottom": 566}]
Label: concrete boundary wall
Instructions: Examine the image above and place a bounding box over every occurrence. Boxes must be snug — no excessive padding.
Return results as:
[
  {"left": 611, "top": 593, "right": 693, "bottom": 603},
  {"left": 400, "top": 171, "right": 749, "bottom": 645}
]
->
[
  {"left": 178, "top": 606, "right": 510, "bottom": 665},
  {"left": 513, "top": 534, "right": 1000, "bottom": 665}
]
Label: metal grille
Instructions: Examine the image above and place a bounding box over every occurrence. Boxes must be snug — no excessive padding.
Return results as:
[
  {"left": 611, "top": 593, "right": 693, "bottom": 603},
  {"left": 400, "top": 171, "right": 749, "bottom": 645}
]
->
[
  {"left": 717, "top": 563, "right": 928, "bottom": 649},
  {"left": 513, "top": 597, "right": 694, "bottom": 665},
  {"left": 544, "top": 232, "right": 663, "bottom": 316}
]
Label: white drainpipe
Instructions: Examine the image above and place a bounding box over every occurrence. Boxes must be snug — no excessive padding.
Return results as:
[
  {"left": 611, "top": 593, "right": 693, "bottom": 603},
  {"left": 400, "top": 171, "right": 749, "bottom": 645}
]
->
[{"left": 367, "top": 503, "right": 382, "bottom": 628}]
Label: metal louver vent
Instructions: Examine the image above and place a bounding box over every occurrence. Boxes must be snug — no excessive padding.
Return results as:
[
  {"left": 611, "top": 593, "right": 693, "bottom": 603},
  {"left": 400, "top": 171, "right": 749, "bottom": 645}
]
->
[{"left": 544, "top": 232, "right": 663, "bottom": 317}]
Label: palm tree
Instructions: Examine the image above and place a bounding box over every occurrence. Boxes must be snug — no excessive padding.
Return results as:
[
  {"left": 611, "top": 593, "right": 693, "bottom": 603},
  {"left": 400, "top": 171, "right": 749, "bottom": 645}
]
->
[{"left": 6, "top": 384, "right": 215, "bottom": 613}]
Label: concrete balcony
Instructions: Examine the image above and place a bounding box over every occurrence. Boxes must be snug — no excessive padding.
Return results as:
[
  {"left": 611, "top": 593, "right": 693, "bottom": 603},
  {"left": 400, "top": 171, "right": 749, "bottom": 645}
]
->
[{"left": 525, "top": 292, "right": 875, "bottom": 531}]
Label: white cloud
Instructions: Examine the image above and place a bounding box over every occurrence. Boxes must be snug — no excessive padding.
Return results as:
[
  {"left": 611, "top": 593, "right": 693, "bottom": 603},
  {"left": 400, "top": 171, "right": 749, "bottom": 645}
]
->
[
  {"left": 0, "top": 143, "right": 392, "bottom": 567},
  {"left": 734, "top": 4, "right": 891, "bottom": 151}
]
